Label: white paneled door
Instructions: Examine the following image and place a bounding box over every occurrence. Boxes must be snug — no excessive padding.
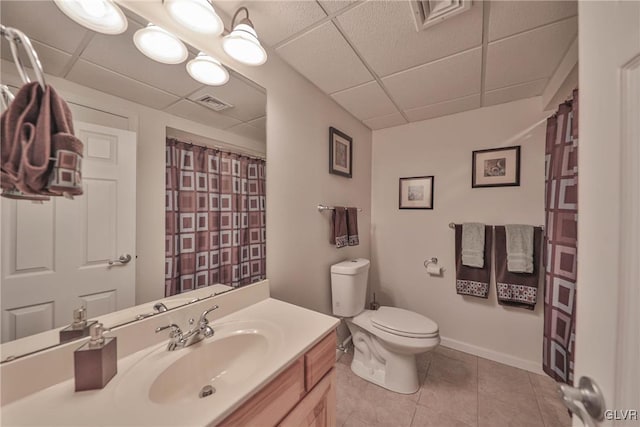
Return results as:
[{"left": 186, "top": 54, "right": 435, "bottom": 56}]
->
[
  {"left": 1, "top": 122, "right": 136, "bottom": 343},
  {"left": 568, "top": 1, "right": 640, "bottom": 426}
]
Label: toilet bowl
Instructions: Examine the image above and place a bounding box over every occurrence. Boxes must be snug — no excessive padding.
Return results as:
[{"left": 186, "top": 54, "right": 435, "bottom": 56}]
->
[
  {"left": 330, "top": 259, "right": 440, "bottom": 394},
  {"left": 347, "top": 307, "right": 439, "bottom": 394}
]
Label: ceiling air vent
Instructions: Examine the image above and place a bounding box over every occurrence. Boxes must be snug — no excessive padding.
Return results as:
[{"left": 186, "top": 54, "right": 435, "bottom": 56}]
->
[
  {"left": 410, "top": 0, "right": 472, "bottom": 31},
  {"left": 194, "top": 94, "right": 234, "bottom": 112}
]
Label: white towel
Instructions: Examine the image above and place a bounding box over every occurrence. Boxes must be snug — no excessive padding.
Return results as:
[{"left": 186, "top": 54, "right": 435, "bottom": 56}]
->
[
  {"left": 461, "top": 223, "right": 485, "bottom": 268},
  {"left": 505, "top": 224, "right": 534, "bottom": 273}
]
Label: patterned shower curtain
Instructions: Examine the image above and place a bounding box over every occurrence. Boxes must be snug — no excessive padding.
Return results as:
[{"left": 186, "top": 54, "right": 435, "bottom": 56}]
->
[
  {"left": 165, "top": 138, "right": 266, "bottom": 296},
  {"left": 542, "top": 89, "right": 578, "bottom": 384}
]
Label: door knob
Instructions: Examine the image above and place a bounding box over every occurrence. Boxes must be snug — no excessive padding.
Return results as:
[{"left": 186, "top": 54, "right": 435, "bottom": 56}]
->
[
  {"left": 559, "top": 376, "right": 606, "bottom": 427},
  {"left": 108, "top": 254, "right": 132, "bottom": 266}
]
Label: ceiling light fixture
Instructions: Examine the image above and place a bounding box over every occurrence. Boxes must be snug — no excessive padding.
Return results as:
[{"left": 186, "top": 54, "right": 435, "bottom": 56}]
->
[
  {"left": 164, "top": 0, "right": 224, "bottom": 36},
  {"left": 187, "top": 52, "right": 229, "bottom": 86},
  {"left": 54, "top": 0, "right": 127, "bottom": 34},
  {"left": 222, "top": 7, "right": 267, "bottom": 66},
  {"left": 133, "top": 23, "right": 188, "bottom": 64}
]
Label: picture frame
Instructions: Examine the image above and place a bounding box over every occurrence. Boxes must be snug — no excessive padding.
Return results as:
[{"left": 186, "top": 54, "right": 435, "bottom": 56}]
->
[
  {"left": 399, "top": 176, "right": 434, "bottom": 209},
  {"left": 472, "top": 145, "right": 521, "bottom": 188},
  {"left": 329, "top": 127, "right": 352, "bottom": 178}
]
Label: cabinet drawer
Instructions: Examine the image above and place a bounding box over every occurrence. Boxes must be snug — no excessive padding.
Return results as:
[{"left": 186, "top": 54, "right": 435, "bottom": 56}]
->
[
  {"left": 279, "top": 369, "right": 336, "bottom": 427},
  {"left": 218, "top": 358, "right": 305, "bottom": 427},
  {"left": 304, "top": 331, "right": 336, "bottom": 392}
]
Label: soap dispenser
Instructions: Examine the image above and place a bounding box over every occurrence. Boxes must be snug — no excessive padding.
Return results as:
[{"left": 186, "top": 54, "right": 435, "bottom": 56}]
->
[
  {"left": 74, "top": 323, "right": 117, "bottom": 391},
  {"left": 59, "top": 307, "right": 97, "bottom": 344}
]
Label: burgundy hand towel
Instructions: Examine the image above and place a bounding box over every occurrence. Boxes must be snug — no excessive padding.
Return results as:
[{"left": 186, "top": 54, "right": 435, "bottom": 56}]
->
[
  {"left": 1, "top": 82, "right": 83, "bottom": 198},
  {"left": 494, "top": 226, "right": 542, "bottom": 310},
  {"left": 347, "top": 207, "right": 359, "bottom": 246},
  {"left": 330, "top": 207, "right": 348, "bottom": 248},
  {"left": 455, "top": 224, "right": 492, "bottom": 298}
]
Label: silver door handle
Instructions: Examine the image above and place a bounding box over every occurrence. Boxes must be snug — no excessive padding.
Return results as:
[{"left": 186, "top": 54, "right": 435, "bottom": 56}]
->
[
  {"left": 559, "top": 376, "right": 605, "bottom": 427},
  {"left": 108, "top": 254, "right": 132, "bottom": 266}
]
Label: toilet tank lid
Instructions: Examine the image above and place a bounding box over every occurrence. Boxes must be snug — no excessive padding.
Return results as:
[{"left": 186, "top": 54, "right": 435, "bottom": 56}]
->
[{"left": 331, "top": 258, "right": 370, "bottom": 274}]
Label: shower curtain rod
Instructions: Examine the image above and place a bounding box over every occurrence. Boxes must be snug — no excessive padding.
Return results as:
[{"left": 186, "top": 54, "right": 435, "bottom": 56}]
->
[{"left": 167, "top": 136, "right": 266, "bottom": 161}]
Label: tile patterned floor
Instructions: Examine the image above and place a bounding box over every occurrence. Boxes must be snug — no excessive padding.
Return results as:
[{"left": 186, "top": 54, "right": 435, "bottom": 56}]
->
[{"left": 336, "top": 346, "right": 571, "bottom": 427}]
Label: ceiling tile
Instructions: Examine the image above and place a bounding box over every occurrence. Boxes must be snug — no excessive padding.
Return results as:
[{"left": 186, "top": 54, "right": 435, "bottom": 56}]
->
[
  {"left": 165, "top": 100, "right": 243, "bottom": 129},
  {"left": 247, "top": 116, "right": 266, "bottom": 130},
  {"left": 187, "top": 75, "right": 266, "bottom": 122},
  {"left": 213, "top": 1, "right": 327, "bottom": 47},
  {"left": 276, "top": 21, "right": 373, "bottom": 94},
  {"left": 0, "top": 0, "right": 89, "bottom": 54},
  {"left": 404, "top": 94, "right": 480, "bottom": 122},
  {"left": 227, "top": 123, "right": 265, "bottom": 143},
  {"left": 381, "top": 47, "right": 481, "bottom": 110},
  {"left": 483, "top": 79, "right": 546, "bottom": 107},
  {"left": 80, "top": 20, "right": 203, "bottom": 97},
  {"left": 1, "top": 39, "right": 71, "bottom": 77},
  {"left": 331, "top": 81, "right": 398, "bottom": 120},
  {"left": 485, "top": 17, "right": 577, "bottom": 91},
  {"left": 488, "top": 1, "right": 577, "bottom": 42},
  {"left": 66, "top": 60, "right": 179, "bottom": 110},
  {"left": 363, "top": 112, "right": 407, "bottom": 130},
  {"left": 336, "top": 0, "right": 482, "bottom": 77},
  {"left": 318, "top": 0, "right": 359, "bottom": 15}
]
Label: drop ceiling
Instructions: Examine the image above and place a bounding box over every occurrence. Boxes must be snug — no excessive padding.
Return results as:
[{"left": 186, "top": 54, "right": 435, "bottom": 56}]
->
[
  {"left": 0, "top": 0, "right": 266, "bottom": 143},
  {"left": 2, "top": 1, "right": 577, "bottom": 134},
  {"left": 214, "top": 0, "right": 577, "bottom": 130}
]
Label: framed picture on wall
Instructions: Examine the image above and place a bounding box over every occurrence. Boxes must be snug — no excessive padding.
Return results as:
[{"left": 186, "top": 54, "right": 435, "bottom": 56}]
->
[
  {"left": 399, "top": 176, "right": 434, "bottom": 209},
  {"left": 472, "top": 145, "right": 521, "bottom": 188},
  {"left": 329, "top": 127, "right": 352, "bottom": 178}
]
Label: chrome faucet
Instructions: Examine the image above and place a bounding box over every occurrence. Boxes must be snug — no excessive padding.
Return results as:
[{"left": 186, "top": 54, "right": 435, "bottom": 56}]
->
[
  {"left": 153, "top": 302, "right": 168, "bottom": 313},
  {"left": 136, "top": 302, "right": 170, "bottom": 320},
  {"left": 155, "top": 305, "right": 219, "bottom": 351}
]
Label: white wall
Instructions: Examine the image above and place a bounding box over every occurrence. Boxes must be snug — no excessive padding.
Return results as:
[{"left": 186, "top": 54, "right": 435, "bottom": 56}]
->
[{"left": 371, "top": 97, "right": 549, "bottom": 371}]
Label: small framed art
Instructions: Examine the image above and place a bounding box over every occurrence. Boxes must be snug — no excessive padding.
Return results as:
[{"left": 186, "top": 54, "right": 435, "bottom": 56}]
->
[
  {"left": 399, "top": 176, "right": 434, "bottom": 209},
  {"left": 329, "top": 127, "right": 352, "bottom": 178},
  {"left": 472, "top": 145, "right": 521, "bottom": 188}
]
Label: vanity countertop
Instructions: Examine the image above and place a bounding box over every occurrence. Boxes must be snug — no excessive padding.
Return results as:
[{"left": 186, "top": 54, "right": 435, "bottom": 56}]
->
[{"left": 1, "top": 298, "right": 340, "bottom": 426}]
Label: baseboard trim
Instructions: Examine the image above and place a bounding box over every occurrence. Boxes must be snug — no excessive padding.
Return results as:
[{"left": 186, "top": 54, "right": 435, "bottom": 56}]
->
[{"left": 440, "top": 336, "right": 544, "bottom": 375}]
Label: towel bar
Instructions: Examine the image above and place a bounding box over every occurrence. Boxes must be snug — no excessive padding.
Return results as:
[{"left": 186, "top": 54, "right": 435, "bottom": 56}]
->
[
  {"left": 448, "top": 222, "right": 544, "bottom": 230},
  {"left": 317, "top": 204, "right": 363, "bottom": 212}
]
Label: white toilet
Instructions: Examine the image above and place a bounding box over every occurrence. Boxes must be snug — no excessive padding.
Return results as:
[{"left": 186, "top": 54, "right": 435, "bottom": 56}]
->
[{"left": 331, "top": 258, "right": 440, "bottom": 394}]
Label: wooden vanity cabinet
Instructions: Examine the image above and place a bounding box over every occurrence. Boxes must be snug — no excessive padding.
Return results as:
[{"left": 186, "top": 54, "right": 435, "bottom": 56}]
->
[{"left": 218, "top": 330, "right": 337, "bottom": 427}]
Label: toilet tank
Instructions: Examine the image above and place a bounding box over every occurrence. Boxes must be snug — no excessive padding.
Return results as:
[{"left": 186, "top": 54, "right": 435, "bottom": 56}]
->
[{"left": 330, "top": 258, "right": 370, "bottom": 317}]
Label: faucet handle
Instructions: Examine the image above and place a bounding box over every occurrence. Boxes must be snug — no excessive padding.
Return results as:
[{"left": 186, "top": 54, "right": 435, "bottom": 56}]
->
[
  {"left": 199, "top": 305, "right": 219, "bottom": 326},
  {"left": 155, "top": 323, "right": 182, "bottom": 338}
]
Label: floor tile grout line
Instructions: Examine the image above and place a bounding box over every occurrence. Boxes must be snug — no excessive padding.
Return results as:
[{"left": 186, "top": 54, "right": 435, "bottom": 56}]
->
[
  {"left": 476, "top": 354, "right": 480, "bottom": 427},
  {"left": 408, "top": 405, "right": 418, "bottom": 427},
  {"left": 532, "top": 389, "right": 552, "bottom": 427}
]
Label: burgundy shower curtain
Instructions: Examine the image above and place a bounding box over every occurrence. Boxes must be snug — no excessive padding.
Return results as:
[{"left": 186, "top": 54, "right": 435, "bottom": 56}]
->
[
  {"left": 165, "top": 138, "right": 266, "bottom": 296},
  {"left": 542, "top": 89, "right": 578, "bottom": 384}
]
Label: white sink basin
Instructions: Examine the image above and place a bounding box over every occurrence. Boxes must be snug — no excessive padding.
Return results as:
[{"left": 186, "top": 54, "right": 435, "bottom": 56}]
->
[
  {"left": 115, "top": 319, "right": 284, "bottom": 409},
  {"left": 149, "top": 332, "right": 269, "bottom": 404}
]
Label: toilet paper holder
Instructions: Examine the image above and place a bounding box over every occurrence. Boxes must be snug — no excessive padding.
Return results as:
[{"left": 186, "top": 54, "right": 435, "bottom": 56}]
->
[{"left": 423, "top": 257, "right": 438, "bottom": 269}]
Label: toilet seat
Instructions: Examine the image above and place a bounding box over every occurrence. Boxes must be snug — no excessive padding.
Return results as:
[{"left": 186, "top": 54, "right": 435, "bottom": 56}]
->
[{"left": 370, "top": 307, "right": 439, "bottom": 339}]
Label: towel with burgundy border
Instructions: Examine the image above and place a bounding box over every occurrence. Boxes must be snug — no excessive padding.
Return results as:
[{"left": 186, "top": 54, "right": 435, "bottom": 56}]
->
[
  {"left": 455, "top": 224, "right": 492, "bottom": 298},
  {"left": 494, "top": 226, "right": 542, "bottom": 310},
  {"left": 330, "top": 207, "right": 348, "bottom": 248},
  {"left": 1, "top": 82, "right": 83, "bottom": 199}
]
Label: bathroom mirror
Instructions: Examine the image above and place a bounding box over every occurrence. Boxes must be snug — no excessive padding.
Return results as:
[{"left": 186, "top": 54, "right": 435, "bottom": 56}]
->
[{"left": 0, "top": 0, "right": 266, "bottom": 360}]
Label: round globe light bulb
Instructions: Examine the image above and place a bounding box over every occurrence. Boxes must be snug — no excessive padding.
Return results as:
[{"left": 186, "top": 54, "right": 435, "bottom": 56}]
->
[
  {"left": 186, "top": 53, "right": 229, "bottom": 86},
  {"left": 133, "top": 24, "right": 188, "bottom": 64}
]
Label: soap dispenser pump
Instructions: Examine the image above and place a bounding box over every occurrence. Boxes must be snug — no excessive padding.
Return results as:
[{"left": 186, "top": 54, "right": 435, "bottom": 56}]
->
[
  {"left": 74, "top": 323, "right": 117, "bottom": 391},
  {"left": 59, "top": 307, "right": 97, "bottom": 344}
]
